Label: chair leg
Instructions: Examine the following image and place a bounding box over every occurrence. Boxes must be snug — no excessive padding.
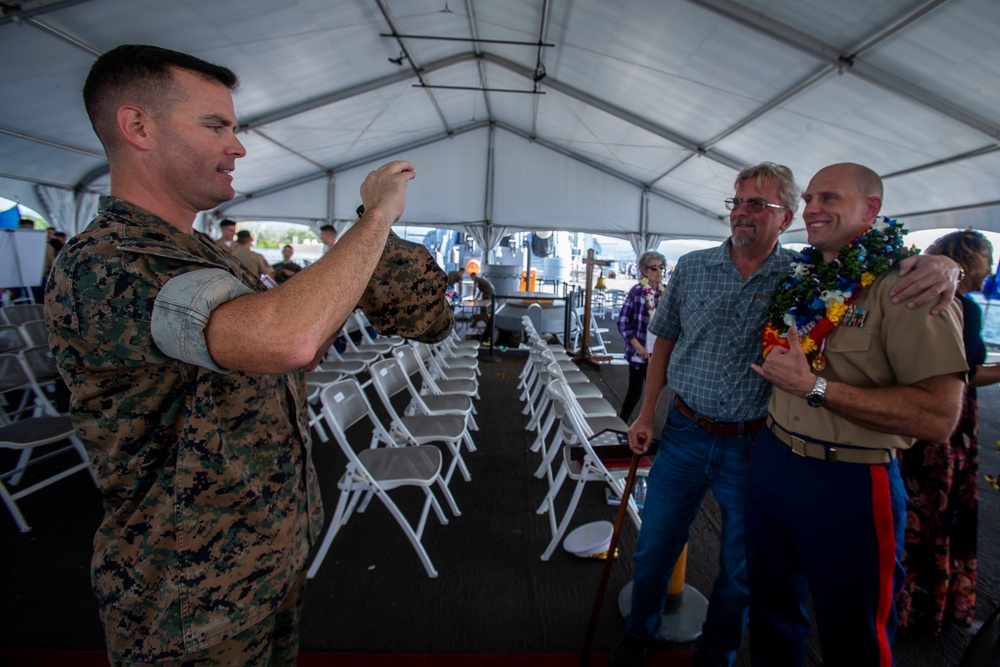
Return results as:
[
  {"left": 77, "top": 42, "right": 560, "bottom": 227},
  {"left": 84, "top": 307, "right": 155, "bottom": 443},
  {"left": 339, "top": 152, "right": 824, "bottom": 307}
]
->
[
  {"left": 377, "top": 486, "right": 440, "bottom": 578},
  {"left": 435, "top": 476, "right": 461, "bottom": 517},
  {"left": 0, "top": 479, "right": 30, "bottom": 532},
  {"left": 306, "top": 482, "right": 353, "bottom": 578},
  {"left": 540, "top": 465, "right": 592, "bottom": 561}
]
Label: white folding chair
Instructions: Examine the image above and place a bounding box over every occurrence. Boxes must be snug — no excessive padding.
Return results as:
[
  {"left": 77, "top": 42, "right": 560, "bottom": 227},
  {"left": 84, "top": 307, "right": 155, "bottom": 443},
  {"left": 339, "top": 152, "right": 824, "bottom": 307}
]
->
[
  {"left": 18, "top": 320, "right": 47, "bottom": 346},
  {"left": 342, "top": 312, "right": 395, "bottom": 356},
  {"left": 1, "top": 304, "right": 45, "bottom": 327},
  {"left": 572, "top": 306, "right": 609, "bottom": 356},
  {"left": 369, "top": 358, "right": 474, "bottom": 487},
  {"left": 1, "top": 325, "right": 29, "bottom": 354},
  {"left": 536, "top": 378, "right": 644, "bottom": 561},
  {"left": 308, "top": 380, "right": 459, "bottom": 579},
  {"left": 0, "top": 415, "right": 97, "bottom": 532},
  {"left": 409, "top": 343, "right": 479, "bottom": 398},
  {"left": 391, "top": 346, "right": 479, "bottom": 431},
  {"left": 352, "top": 309, "right": 405, "bottom": 349}
]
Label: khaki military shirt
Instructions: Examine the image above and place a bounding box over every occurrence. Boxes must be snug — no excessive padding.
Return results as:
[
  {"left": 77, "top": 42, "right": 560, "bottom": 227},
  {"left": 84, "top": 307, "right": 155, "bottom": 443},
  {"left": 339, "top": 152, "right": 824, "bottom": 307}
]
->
[
  {"left": 231, "top": 244, "right": 274, "bottom": 278},
  {"left": 769, "top": 270, "right": 967, "bottom": 450},
  {"left": 45, "top": 197, "right": 323, "bottom": 662}
]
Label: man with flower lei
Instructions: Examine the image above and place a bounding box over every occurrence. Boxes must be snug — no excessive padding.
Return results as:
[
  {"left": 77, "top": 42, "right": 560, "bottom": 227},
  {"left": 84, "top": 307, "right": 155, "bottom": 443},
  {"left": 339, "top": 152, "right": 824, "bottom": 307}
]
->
[{"left": 747, "top": 163, "right": 968, "bottom": 667}]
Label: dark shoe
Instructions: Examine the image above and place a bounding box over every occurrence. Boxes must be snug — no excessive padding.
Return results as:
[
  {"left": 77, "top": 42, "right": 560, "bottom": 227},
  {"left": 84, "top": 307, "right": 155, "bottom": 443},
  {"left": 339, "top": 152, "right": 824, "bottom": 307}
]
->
[{"left": 610, "top": 635, "right": 650, "bottom": 667}]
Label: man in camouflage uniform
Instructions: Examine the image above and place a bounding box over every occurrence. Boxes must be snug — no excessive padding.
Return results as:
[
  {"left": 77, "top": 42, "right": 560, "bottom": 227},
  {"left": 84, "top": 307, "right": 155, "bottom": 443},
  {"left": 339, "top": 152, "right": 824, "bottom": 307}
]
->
[{"left": 45, "top": 44, "right": 415, "bottom": 666}]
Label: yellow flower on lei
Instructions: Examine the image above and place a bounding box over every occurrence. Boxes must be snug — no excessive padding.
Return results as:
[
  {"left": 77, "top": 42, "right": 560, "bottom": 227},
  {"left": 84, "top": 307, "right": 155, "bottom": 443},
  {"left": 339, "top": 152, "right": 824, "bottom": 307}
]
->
[
  {"left": 860, "top": 272, "right": 876, "bottom": 287},
  {"left": 826, "top": 302, "right": 848, "bottom": 324},
  {"left": 799, "top": 336, "right": 817, "bottom": 354}
]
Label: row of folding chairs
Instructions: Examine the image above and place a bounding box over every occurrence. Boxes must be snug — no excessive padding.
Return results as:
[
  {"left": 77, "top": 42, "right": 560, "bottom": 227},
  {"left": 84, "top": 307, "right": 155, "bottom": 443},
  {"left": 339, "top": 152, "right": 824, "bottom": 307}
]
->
[
  {"left": 0, "top": 319, "right": 96, "bottom": 532},
  {"left": 1, "top": 304, "right": 45, "bottom": 328},
  {"left": 305, "top": 319, "right": 483, "bottom": 579},
  {"left": 519, "top": 317, "right": 644, "bottom": 560}
]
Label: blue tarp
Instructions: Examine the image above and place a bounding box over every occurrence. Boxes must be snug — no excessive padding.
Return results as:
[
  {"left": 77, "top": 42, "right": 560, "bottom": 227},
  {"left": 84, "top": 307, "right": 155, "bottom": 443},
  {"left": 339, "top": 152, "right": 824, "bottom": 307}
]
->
[{"left": 0, "top": 204, "right": 20, "bottom": 229}]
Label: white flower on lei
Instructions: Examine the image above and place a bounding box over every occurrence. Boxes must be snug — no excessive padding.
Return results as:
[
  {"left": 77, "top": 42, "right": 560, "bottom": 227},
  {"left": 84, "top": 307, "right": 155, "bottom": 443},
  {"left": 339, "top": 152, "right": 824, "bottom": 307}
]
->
[
  {"left": 790, "top": 262, "right": 810, "bottom": 278},
  {"left": 871, "top": 216, "right": 889, "bottom": 233},
  {"left": 820, "top": 289, "right": 848, "bottom": 305}
]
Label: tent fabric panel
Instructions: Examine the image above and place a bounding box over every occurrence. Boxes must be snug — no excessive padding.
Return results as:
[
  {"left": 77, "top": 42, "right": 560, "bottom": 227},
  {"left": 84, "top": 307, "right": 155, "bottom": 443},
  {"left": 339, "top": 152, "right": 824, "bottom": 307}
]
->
[
  {"left": 647, "top": 192, "right": 731, "bottom": 241},
  {"left": 491, "top": 129, "right": 642, "bottom": 234},
  {"left": 216, "top": 176, "right": 331, "bottom": 224},
  {"left": 335, "top": 128, "right": 490, "bottom": 225}
]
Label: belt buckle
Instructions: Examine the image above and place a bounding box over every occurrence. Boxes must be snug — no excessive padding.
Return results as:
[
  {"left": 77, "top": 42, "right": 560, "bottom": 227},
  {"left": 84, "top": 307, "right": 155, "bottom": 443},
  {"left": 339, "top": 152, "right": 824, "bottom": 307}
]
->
[
  {"left": 697, "top": 415, "right": 717, "bottom": 431},
  {"left": 789, "top": 435, "right": 806, "bottom": 457}
]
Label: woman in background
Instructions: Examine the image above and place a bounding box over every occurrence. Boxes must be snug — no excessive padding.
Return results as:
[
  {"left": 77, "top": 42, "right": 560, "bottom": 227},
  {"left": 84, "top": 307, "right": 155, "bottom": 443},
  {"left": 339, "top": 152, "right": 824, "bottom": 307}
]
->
[
  {"left": 898, "top": 229, "right": 1000, "bottom": 635},
  {"left": 616, "top": 250, "right": 666, "bottom": 422}
]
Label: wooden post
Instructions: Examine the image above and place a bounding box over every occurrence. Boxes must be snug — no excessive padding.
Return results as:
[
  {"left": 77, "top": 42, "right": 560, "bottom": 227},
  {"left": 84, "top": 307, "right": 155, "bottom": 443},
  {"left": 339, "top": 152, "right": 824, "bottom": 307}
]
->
[{"left": 574, "top": 249, "right": 611, "bottom": 368}]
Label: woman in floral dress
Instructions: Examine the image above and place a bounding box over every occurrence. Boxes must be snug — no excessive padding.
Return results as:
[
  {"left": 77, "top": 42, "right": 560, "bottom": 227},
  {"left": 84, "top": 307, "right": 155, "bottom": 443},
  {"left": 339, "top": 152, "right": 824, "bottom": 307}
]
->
[
  {"left": 898, "top": 230, "right": 1000, "bottom": 634},
  {"left": 615, "top": 250, "right": 666, "bottom": 421}
]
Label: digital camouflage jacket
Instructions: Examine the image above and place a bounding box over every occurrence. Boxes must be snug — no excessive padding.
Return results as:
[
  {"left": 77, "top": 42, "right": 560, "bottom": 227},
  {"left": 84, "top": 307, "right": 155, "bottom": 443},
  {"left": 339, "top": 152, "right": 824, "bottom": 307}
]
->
[{"left": 45, "top": 197, "right": 323, "bottom": 662}]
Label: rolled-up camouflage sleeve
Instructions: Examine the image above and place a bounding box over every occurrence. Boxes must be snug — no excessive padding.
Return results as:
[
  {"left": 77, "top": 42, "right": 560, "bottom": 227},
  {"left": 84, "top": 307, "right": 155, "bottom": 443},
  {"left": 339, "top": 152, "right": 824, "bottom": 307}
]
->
[{"left": 151, "top": 268, "right": 253, "bottom": 373}]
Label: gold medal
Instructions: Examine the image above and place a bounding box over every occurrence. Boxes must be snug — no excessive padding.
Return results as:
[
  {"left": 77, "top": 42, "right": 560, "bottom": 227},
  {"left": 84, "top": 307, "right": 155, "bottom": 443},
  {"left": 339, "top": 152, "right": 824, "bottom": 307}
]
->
[{"left": 811, "top": 353, "right": 826, "bottom": 372}]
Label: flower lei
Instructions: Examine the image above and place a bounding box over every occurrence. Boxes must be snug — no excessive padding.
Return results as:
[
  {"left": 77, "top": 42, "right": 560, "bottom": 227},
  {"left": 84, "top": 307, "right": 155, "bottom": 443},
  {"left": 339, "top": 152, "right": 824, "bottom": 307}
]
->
[
  {"left": 762, "top": 216, "right": 917, "bottom": 364},
  {"left": 640, "top": 277, "right": 664, "bottom": 317}
]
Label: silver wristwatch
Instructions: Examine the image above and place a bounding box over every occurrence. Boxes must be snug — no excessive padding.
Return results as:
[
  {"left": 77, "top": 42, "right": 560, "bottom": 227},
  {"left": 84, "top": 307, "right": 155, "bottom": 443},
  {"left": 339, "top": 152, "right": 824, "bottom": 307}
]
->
[{"left": 806, "top": 376, "right": 827, "bottom": 408}]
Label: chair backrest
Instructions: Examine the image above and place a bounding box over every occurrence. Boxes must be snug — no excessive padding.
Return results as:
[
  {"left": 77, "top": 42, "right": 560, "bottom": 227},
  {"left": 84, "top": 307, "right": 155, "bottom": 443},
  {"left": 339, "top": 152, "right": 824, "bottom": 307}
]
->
[
  {"left": 0, "top": 325, "right": 27, "bottom": 354},
  {"left": 370, "top": 358, "right": 409, "bottom": 402},
  {"left": 526, "top": 303, "right": 544, "bottom": 336},
  {"left": 21, "top": 345, "right": 59, "bottom": 384},
  {"left": 396, "top": 344, "right": 443, "bottom": 394},
  {"left": 319, "top": 379, "right": 395, "bottom": 457},
  {"left": 19, "top": 320, "right": 47, "bottom": 346},
  {"left": 545, "top": 368, "right": 594, "bottom": 440},
  {"left": 394, "top": 345, "right": 422, "bottom": 379},
  {"left": 0, "top": 352, "right": 32, "bottom": 394},
  {"left": 1, "top": 304, "right": 45, "bottom": 326}
]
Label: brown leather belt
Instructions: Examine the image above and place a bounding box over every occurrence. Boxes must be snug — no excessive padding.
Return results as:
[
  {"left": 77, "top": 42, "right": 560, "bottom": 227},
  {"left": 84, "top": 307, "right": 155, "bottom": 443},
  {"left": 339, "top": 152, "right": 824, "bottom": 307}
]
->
[
  {"left": 673, "top": 396, "right": 766, "bottom": 436},
  {"left": 767, "top": 417, "right": 894, "bottom": 465}
]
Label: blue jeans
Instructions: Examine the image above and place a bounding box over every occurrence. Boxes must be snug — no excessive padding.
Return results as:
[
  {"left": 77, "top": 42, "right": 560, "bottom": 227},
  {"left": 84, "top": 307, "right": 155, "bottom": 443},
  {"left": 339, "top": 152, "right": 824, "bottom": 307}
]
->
[{"left": 626, "top": 404, "right": 757, "bottom": 667}]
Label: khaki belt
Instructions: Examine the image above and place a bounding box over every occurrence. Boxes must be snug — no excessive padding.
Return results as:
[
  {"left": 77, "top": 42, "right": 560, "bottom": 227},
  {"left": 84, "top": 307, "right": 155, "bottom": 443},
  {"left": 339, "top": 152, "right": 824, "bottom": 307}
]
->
[
  {"left": 767, "top": 417, "right": 894, "bottom": 465},
  {"left": 673, "top": 396, "right": 766, "bottom": 437}
]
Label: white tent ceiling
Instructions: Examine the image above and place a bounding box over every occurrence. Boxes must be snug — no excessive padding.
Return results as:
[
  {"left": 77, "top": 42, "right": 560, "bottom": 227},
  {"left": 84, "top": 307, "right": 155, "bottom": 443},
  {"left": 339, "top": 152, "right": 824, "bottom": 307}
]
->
[{"left": 1, "top": 0, "right": 998, "bottom": 247}]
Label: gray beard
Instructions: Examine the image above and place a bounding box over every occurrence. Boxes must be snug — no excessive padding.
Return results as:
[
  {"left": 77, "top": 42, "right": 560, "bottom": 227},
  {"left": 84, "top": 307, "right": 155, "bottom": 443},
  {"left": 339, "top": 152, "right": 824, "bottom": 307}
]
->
[{"left": 731, "top": 220, "right": 757, "bottom": 248}]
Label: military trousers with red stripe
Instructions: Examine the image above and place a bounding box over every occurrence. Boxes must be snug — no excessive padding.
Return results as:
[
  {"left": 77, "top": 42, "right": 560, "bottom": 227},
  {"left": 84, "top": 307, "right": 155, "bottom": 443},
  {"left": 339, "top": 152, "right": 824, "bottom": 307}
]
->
[{"left": 745, "top": 428, "right": 906, "bottom": 667}]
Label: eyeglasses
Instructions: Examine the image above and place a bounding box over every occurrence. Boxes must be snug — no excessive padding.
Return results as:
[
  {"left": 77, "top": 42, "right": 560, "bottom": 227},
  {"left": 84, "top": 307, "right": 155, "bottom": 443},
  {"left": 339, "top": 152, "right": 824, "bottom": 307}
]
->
[
  {"left": 645, "top": 264, "right": 665, "bottom": 271},
  {"left": 724, "top": 198, "right": 790, "bottom": 213}
]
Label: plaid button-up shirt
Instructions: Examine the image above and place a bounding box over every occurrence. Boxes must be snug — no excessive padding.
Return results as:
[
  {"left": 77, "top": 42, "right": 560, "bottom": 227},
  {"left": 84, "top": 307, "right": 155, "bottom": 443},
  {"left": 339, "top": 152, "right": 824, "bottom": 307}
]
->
[
  {"left": 648, "top": 239, "right": 797, "bottom": 421},
  {"left": 617, "top": 282, "right": 660, "bottom": 367}
]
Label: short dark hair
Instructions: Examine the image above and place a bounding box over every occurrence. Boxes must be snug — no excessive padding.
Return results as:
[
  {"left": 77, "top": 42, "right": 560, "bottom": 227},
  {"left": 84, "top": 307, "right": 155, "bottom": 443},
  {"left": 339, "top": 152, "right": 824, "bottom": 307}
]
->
[
  {"left": 282, "top": 244, "right": 293, "bottom": 251},
  {"left": 83, "top": 44, "right": 238, "bottom": 154},
  {"left": 235, "top": 230, "right": 252, "bottom": 242},
  {"left": 320, "top": 224, "right": 336, "bottom": 234},
  {"left": 219, "top": 218, "right": 236, "bottom": 228}
]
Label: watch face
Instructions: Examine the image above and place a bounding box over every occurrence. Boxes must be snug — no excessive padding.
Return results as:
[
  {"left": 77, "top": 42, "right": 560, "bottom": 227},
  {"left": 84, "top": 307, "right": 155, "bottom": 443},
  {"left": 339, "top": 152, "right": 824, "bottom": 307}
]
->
[{"left": 807, "top": 391, "right": 825, "bottom": 408}]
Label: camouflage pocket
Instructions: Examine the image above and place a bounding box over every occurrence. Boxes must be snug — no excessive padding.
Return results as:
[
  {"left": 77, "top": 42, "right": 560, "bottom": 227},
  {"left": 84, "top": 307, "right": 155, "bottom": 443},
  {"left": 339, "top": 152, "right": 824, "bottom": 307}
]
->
[{"left": 357, "top": 232, "right": 454, "bottom": 343}]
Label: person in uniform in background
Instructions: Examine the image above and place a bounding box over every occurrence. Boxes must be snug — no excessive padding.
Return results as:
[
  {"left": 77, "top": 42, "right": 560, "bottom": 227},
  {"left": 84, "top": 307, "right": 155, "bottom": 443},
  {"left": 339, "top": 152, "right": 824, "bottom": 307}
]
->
[
  {"left": 447, "top": 267, "right": 465, "bottom": 289},
  {"left": 271, "top": 244, "right": 302, "bottom": 284},
  {"left": 215, "top": 218, "right": 236, "bottom": 250},
  {"left": 230, "top": 229, "right": 274, "bottom": 280},
  {"left": 319, "top": 224, "right": 337, "bottom": 252}
]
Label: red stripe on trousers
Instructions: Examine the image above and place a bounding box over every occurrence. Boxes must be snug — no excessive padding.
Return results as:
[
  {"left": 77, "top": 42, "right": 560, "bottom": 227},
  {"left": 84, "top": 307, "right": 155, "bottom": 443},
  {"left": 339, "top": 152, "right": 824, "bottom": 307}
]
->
[{"left": 870, "top": 465, "right": 894, "bottom": 667}]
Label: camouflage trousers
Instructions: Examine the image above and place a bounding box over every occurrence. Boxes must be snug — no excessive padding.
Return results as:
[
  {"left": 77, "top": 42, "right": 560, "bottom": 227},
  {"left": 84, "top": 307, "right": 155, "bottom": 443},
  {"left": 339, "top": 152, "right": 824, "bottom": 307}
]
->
[{"left": 111, "top": 573, "right": 307, "bottom": 667}]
